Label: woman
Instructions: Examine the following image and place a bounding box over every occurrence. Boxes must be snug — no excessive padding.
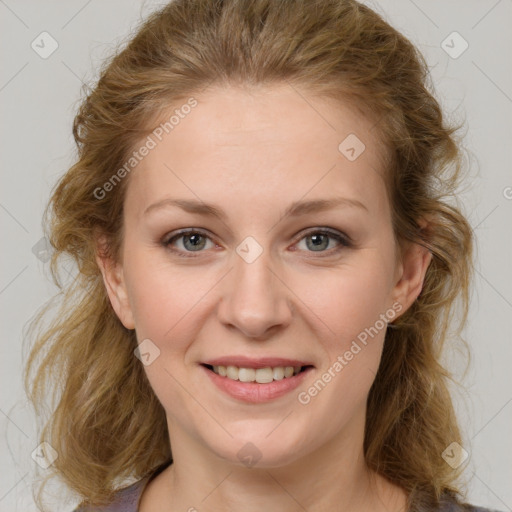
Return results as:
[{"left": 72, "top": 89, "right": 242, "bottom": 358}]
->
[{"left": 24, "top": 0, "right": 502, "bottom": 511}]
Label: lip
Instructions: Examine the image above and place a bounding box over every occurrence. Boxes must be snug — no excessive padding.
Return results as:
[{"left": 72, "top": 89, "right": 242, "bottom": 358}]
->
[
  {"left": 201, "top": 356, "right": 314, "bottom": 369},
  {"left": 200, "top": 364, "right": 314, "bottom": 403}
]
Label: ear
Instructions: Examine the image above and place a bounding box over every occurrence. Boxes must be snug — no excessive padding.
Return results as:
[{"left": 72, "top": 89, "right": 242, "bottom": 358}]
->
[
  {"left": 391, "top": 220, "right": 433, "bottom": 318},
  {"left": 95, "top": 235, "right": 135, "bottom": 330}
]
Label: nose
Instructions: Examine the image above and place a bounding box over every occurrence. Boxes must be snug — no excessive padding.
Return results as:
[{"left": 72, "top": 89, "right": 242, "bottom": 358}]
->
[{"left": 216, "top": 247, "right": 293, "bottom": 339}]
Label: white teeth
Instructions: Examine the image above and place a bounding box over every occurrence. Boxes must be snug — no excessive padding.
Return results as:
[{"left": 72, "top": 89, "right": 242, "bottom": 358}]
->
[
  {"left": 273, "top": 367, "right": 284, "bottom": 380},
  {"left": 211, "top": 365, "right": 304, "bottom": 382},
  {"left": 255, "top": 367, "right": 274, "bottom": 384},
  {"left": 238, "top": 368, "right": 256, "bottom": 382},
  {"left": 226, "top": 365, "right": 238, "bottom": 380}
]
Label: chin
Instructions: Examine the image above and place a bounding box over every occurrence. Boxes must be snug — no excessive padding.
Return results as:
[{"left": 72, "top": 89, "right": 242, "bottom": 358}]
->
[{"left": 208, "top": 432, "right": 307, "bottom": 469}]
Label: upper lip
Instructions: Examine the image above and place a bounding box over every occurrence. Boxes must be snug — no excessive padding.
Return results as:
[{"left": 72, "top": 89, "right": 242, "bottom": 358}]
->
[{"left": 201, "top": 356, "right": 314, "bottom": 369}]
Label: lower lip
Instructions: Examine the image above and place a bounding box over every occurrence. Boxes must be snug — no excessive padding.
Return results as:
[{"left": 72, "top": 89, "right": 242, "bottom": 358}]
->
[{"left": 200, "top": 365, "right": 314, "bottom": 403}]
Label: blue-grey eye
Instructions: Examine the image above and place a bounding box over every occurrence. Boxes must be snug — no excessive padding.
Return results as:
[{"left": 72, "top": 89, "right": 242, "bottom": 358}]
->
[
  {"left": 165, "top": 230, "right": 214, "bottom": 253},
  {"left": 296, "top": 230, "right": 349, "bottom": 253}
]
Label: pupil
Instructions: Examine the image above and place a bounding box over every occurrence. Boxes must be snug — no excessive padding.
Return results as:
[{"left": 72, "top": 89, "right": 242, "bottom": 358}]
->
[
  {"left": 185, "top": 234, "right": 205, "bottom": 250},
  {"left": 308, "top": 234, "right": 328, "bottom": 251}
]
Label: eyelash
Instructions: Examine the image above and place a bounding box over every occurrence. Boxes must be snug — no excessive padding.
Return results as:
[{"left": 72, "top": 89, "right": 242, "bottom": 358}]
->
[{"left": 161, "top": 228, "right": 352, "bottom": 258}]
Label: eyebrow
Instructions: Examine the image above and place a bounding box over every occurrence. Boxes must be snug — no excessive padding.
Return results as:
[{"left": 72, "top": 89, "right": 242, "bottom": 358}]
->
[{"left": 144, "top": 196, "right": 368, "bottom": 220}]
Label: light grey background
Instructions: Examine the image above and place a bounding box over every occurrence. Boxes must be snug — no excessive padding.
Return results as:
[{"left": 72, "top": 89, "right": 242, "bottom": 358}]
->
[{"left": 1, "top": 1, "right": 511, "bottom": 511}]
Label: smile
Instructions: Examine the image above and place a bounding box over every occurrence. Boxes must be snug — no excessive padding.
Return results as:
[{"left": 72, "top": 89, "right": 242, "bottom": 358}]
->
[
  {"left": 200, "top": 364, "right": 314, "bottom": 403},
  {"left": 206, "top": 364, "right": 310, "bottom": 383}
]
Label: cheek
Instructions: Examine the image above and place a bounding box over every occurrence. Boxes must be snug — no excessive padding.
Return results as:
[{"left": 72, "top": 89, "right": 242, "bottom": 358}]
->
[
  {"left": 122, "top": 246, "right": 202, "bottom": 339},
  {"left": 295, "top": 255, "right": 396, "bottom": 411},
  {"left": 293, "top": 259, "right": 394, "bottom": 427},
  {"left": 123, "top": 251, "right": 227, "bottom": 382},
  {"left": 297, "top": 255, "right": 394, "bottom": 338}
]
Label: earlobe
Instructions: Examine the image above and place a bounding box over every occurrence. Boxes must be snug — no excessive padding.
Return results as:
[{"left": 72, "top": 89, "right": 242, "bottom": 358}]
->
[{"left": 95, "top": 239, "right": 135, "bottom": 330}]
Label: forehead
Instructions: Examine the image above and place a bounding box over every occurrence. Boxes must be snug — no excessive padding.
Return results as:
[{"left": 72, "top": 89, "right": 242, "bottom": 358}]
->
[{"left": 125, "top": 84, "right": 389, "bottom": 219}]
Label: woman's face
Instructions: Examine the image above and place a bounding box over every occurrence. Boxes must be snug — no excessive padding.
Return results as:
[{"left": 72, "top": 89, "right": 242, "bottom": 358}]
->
[{"left": 100, "top": 84, "right": 429, "bottom": 468}]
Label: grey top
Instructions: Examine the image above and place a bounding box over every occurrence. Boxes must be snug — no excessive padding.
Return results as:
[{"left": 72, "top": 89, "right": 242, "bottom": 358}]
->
[
  {"left": 73, "top": 477, "right": 151, "bottom": 512},
  {"left": 73, "top": 465, "right": 504, "bottom": 512}
]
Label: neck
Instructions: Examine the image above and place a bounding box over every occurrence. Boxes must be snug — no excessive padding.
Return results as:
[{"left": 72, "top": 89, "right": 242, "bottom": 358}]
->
[{"left": 144, "top": 411, "right": 407, "bottom": 512}]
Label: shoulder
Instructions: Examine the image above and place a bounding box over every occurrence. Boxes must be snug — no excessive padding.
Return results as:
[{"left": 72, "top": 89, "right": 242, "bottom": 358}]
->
[
  {"left": 71, "top": 480, "right": 145, "bottom": 512},
  {"left": 443, "top": 505, "right": 504, "bottom": 512},
  {"left": 72, "top": 477, "right": 149, "bottom": 512},
  {"left": 71, "top": 461, "right": 172, "bottom": 512},
  {"left": 436, "top": 494, "right": 504, "bottom": 512},
  {"left": 411, "top": 491, "right": 504, "bottom": 512}
]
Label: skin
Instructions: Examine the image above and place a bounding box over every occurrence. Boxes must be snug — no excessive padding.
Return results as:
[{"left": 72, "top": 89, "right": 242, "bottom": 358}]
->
[{"left": 97, "top": 83, "right": 432, "bottom": 511}]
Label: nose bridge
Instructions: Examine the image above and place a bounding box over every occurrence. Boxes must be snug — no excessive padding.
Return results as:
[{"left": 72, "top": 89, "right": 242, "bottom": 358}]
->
[{"left": 217, "top": 238, "right": 291, "bottom": 337}]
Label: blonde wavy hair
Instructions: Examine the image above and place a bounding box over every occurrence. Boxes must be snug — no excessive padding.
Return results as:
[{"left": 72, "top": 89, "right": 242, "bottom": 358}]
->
[{"left": 24, "top": 0, "right": 474, "bottom": 510}]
